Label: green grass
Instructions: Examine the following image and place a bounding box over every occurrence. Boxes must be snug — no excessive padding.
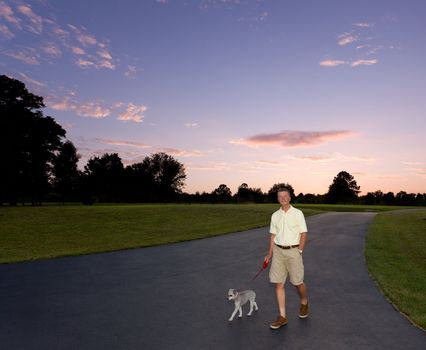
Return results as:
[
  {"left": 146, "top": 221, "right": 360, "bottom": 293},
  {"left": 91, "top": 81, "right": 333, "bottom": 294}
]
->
[
  {"left": 0, "top": 203, "right": 419, "bottom": 264},
  {"left": 365, "top": 209, "right": 426, "bottom": 330},
  {"left": 297, "top": 203, "right": 419, "bottom": 212},
  {"left": 0, "top": 204, "right": 321, "bottom": 263}
]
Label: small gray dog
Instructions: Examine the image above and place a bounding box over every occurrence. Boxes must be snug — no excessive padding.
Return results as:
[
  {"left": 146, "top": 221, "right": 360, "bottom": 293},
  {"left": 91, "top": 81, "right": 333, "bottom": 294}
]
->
[{"left": 227, "top": 289, "right": 258, "bottom": 322}]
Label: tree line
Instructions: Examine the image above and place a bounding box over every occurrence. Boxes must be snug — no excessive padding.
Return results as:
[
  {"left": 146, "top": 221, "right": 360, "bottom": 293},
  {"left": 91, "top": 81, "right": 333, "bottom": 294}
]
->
[
  {"left": 1, "top": 75, "right": 425, "bottom": 206},
  {"left": 0, "top": 75, "right": 185, "bottom": 205}
]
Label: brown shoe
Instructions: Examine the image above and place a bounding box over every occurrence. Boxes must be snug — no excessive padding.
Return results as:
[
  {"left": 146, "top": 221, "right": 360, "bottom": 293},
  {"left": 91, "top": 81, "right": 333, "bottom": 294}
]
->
[
  {"left": 299, "top": 302, "right": 309, "bottom": 318},
  {"left": 269, "top": 316, "right": 288, "bottom": 329}
]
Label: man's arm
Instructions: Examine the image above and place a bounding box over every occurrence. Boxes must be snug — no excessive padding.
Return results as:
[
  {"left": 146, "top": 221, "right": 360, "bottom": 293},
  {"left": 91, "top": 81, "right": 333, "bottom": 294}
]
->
[
  {"left": 265, "top": 233, "right": 276, "bottom": 263},
  {"left": 298, "top": 232, "right": 307, "bottom": 252}
]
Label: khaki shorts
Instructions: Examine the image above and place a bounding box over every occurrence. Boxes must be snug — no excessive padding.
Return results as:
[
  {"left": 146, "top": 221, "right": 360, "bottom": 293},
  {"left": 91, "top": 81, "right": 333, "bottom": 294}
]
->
[{"left": 269, "top": 245, "right": 304, "bottom": 285}]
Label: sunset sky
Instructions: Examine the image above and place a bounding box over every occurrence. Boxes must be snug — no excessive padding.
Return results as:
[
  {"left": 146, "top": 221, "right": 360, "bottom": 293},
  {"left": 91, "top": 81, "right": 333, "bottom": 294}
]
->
[{"left": 1, "top": 0, "right": 425, "bottom": 195}]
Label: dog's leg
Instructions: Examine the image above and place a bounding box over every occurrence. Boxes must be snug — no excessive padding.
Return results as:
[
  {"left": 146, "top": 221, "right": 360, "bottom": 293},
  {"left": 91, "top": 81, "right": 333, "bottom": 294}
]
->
[
  {"left": 254, "top": 300, "right": 259, "bottom": 311},
  {"left": 238, "top": 306, "right": 243, "bottom": 318},
  {"left": 229, "top": 305, "right": 239, "bottom": 321},
  {"left": 247, "top": 301, "right": 254, "bottom": 316}
]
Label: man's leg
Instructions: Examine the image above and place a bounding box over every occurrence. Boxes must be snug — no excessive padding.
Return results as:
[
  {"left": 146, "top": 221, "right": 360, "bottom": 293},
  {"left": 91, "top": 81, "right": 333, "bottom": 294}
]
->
[
  {"left": 275, "top": 283, "right": 286, "bottom": 317},
  {"left": 295, "top": 282, "right": 308, "bottom": 305},
  {"left": 296, "top": 282, "right": 309, "bottom": 318}
]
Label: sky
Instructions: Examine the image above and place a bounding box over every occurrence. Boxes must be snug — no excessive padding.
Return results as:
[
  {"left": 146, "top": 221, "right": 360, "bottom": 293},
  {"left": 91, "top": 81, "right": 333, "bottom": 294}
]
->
[{"left": 1, "top": 0, "right": 425, "bottom": 195}]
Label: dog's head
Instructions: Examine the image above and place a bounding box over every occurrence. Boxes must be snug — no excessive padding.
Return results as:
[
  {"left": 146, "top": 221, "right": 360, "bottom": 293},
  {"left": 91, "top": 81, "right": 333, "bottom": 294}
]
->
[{"left": 228, "top": 289, "right": 238, "bottom": 301}]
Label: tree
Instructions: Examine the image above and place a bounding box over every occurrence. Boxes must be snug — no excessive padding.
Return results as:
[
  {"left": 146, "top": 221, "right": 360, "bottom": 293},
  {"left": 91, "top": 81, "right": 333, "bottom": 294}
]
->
[
  {"left": 0, "top": 75, "right": 65, "bottom": 205},
  {"left": 52, "top": 140, "right": 80, "bottom": 204},
  {"left": 211, "top": 184, "right": 232, "bottom": 203},
  {"left": 382, "top": 192, "right": 395, "bottom": 205},
  {"left": 84, "top": 153, "right": 124, "bottom": 202},
  {"left": 235, "top": 183, "right": 265, "bottom": 203},
  {"left": 326, "top": 171, "right": 360, "bottom": 204},
  {"left": 267, "top": 183, "right": 295, "bottom": 202},
  {"left": 140, "top": 152, "right": 186, "bottom": 201}
]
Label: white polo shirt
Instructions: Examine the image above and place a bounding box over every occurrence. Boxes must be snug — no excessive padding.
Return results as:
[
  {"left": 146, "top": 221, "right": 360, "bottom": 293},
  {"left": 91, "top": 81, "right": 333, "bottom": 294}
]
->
[{"left": 269, "top": 205, "right": 308, "bottom": 246}]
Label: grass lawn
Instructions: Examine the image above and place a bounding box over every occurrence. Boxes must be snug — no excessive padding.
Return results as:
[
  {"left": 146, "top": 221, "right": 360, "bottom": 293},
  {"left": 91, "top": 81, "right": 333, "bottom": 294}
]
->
[
  {"left": 365, "top": 209, "right": 426, "bottom": 330},
  {"left": 0, "top": 204, "right": 322, "bottom": 264},
  {"left": 0, "top": 203, "right": 417, "bottom": 264}
]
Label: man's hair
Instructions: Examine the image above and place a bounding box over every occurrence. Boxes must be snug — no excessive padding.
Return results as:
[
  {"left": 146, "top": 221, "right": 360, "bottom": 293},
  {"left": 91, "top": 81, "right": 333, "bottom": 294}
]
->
[{"left": 277, "top": 188, "right": 291, "bottom": 197}]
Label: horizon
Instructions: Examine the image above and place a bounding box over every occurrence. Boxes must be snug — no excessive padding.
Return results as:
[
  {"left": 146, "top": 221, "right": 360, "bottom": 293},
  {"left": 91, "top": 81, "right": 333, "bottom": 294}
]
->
[{"left": 1, "top": 0, "right": 425, "bottom": 196}]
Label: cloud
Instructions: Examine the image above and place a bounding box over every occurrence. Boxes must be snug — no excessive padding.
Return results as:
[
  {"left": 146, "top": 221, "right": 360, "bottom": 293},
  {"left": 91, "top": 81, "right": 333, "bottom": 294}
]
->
[
  {"left": 230, "top": 130, "right": 355, "bottom": 148},
  {"left": 124, "top": 65, "right": 141, "bottom": 79},
  {"left": 319, "top": 59, "right": 347, "bottom": 67},
  {"left": 258, "top": 11, "right": 268, "bottom": 21},
  {"left": 117, "top": 103, "right": 148, "bottom": 123},
  {"left": 47, "top": 91, "right": 148, "bottom": 123},
  {"left": 47, "top": 94, "right": 110, "bottom": 118},
  {"left": 4, "top": 48, "right": 39, "bottom": 64},
  {"left": 354, "top": 22, "right": 372, "bottom": 28},
  {"left": 18, "top": 72, "right": 45, "bottom": 88},
  {"left": 0, "top": 23, "right": 14, "bottom": 38},
  {"left": 2, "top": 0, "right": 134, "bottom": 73},
  {"left": 42, "top": 43, "right": 62, "bottom": 57},
  {"left": 75, "top": 101, "right": 110, "bottom": 118},
  {"left": 415, "top": 168, "right": 426, "bottom": 177},
  {"left": 185, "top": 123, "right": 198, "bottom": 128},
  {"left": 157, "top": 147, "right": 204, "bottom": 157},
  {"left": 320, "top": 58, "right": 378, "bottom": 68},
  {"left": 75, "top": 58, "right": 95, "bottom": 68},
  {"left": 338, "top": 33, "right": 358, "bottom": 46},
  {"left": 294, "top": 155, "right": 336, "bottom": 162},
  {"left": 0, "top": 1, "right": 21, "bottom": 28},
  {"left": 351, "top": 59, "right": 378, "bottom": 67},
  {"left": 97, "top": 49, "right": 112, "bottom": 60},
  {"left": 96, "top": 138, "right": 152, "bottom": 149},
  {"left": 187, "top": 162, "right": 230, "bottom": 171},
  {"left": 17, "top": 4, "right": 43, "bottom": 34},
  {"left": 294, "top": 153, "right": 374, "bottom": 162},
  {"left": 72, "top": 46, "right": 85, "bottom": 55}
]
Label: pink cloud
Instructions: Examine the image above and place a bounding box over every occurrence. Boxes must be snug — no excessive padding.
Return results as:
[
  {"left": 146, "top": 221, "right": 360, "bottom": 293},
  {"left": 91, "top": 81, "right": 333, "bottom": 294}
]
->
[
  {"left": 97, "top": 138, "right": 151, "bottom": 149},
  {"left": 43, "top": 43, "right": 62, "bottom": 57},
  {"left": 117, "top": 103, "right": 148, "bottom": 123},
  {"left": 157, "top": 148, "right": 203, "bottom": 157},
  {"left": 231, "top": 130, "right": 355, "bottom": 148},
  {"left": 338, "top": 33, "right": 358, "bottom": 46},
  {"left": 72, "top": 46, "right": 85, "bottom": 55},
  {"left": 351, "top": 59, "right": 378, "bottom": 67},
  {"left": 354, "top": 22, "right": 372, "bottom": 28},
  {"left": 5, "top": 49, "right": 39, "bottom": 64},
  {"left": 0, "top": 1, "right": 21, "bottom": 28},
  {"left": 320, "top": 59, "right": 346, "bottom": 67},
  {"left": 0, "top": 23, "right": 14, "bottom": 38},
  {"left": 17, "top": 4, "right": 43, "bottom": 34},
  {"left": 294, "top": 153, "right": 374, "bottom": 162},
  {"left": 47, "top": 95, "right": 110, "bottom": 118}
]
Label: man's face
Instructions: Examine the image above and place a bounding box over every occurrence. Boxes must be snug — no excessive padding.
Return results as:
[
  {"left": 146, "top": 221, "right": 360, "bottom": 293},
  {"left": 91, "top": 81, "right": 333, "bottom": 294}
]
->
[{"left": 277, "top": 191, "right": 291, "bottom": 206}]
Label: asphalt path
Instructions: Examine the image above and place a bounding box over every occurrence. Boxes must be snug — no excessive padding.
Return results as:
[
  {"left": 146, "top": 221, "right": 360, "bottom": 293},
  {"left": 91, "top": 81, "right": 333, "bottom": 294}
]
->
[{"left": 0, "top": 212, "right": 425, "bottom": 350}]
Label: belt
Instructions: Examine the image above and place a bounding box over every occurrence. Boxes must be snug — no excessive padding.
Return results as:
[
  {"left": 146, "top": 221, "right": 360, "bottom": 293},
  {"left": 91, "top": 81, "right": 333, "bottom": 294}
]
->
[{"left": 276, "top": 244, "right": 299, "bottom": 250}]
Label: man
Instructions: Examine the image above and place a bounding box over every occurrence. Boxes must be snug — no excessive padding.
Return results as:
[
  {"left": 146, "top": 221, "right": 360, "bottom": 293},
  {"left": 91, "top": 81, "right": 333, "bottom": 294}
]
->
[{"left": 264, "top": 188, "right": 309, "bottom": 329}]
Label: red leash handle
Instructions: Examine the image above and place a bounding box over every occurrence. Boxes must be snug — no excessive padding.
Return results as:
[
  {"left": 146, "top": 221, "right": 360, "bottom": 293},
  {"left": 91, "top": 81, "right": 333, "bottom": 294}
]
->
[{"left": 251, "top": 258, "right": 270, "bottom": 281}]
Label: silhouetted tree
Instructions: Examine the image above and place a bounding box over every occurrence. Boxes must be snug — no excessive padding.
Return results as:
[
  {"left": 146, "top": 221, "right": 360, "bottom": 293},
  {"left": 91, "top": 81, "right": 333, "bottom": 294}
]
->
[
  {"left": 0, "top": 75, "right": 65, "bottom": 205},
  {"left": 325, "top": 171, "right": 360, "bottom": 204},
  {"left": 211, "top": 184, "right": 232, "bottom": 203},
  {"left": 52, "top": 140, "right": 80, "bottom": 204},
  {"left": 140, "top": 152, "right": 186, "bottom": 201},
  {"left": 84, "top": 153, "right": 124, "bottom": 202},
  {"left": 382, "top": 192, "right": 395, "bottom": 205},
  {"left": 235, "top": 183, "right": 265, "bottom": 203},
  {"left": 267, "top": 183, "right": 295, "bottom": 202}
]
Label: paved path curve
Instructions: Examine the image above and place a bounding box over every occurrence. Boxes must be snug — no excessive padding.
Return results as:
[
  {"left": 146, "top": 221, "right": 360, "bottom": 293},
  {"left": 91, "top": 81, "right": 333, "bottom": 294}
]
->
[{"left": 0, "top": 212, "right": 425, "bottom": 349}]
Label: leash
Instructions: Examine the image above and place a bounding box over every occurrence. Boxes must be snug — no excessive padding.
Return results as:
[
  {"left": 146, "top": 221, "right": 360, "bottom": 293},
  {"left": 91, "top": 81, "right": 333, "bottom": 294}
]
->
[{"left": 251, "top": 259, "right": 270, "bottom": 281}]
